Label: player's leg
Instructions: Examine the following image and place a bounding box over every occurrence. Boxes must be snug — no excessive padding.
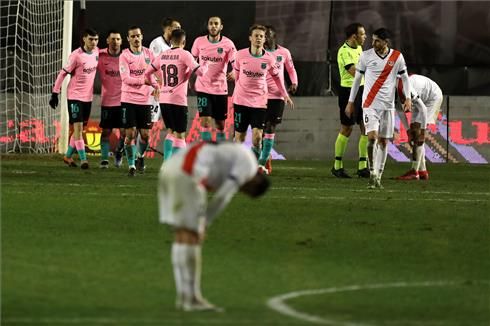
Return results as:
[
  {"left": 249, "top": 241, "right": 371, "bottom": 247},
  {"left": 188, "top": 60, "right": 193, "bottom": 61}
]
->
[
  {"left": 161, "top": 104, "right": 175, "bottom": 161},
  {"left": 213, "top": 95, "right": 229, "bottom": 142},
  {"left": 420, "top": 95, "right": 441, "bottom": 179},
  {"left": 363, "top": 107, "right": 380, "bottom": 188},
  {"left": 63, "top": 120, "right": 77, "bottom": 167},
  {"left": 135, "top": 105, "right": 153, "bottom": 173},
  {"left": 170, "top": 105, "right": 188, "bottom": 154},
  {"left": 259, "top": 100, "right": 283, "bottom": 172},
  {"left": 99, "top": 107, "right": 112, "bottom": 168},
  {"left": 122, "top": 103, "right": 137, "bottom": 176},
  {"left": 251, "top": 109, "right": 267, "bottom": 163},
  {"left": 355, "top": 87, "right": 369, "bottom": 178},
  {"left": 197, "top": 93, "right": 213, "bottom": 141},
  {"left": 68, "top": 100, "right": 90, "bottom": 169},
  {"left": 113, "top": 107, "right": 125, "bottom": 168},
  {"left": 332, "top": 87, "right": 353, "bottom": 178},
  {"left": 373, "top": 110, "right": 395, "bottom": 188},
  {"left": 233, "top": 105, "right": 249, "bottom": 144}
]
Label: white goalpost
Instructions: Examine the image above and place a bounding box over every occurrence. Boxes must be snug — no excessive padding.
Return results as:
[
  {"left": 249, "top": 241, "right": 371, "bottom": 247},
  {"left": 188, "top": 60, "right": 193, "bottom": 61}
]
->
[{"left": 0, "top": 0, "right": 72, "bottom": 154}]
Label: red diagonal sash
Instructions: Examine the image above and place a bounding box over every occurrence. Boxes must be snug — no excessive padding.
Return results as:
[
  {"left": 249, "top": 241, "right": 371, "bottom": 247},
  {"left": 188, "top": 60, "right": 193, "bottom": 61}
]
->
[
  {"left": 363, "top": 50, "right": 400, "bottom": 108},
  {"left": 182, "top": 142, "right": 206, "bottom": 175}
]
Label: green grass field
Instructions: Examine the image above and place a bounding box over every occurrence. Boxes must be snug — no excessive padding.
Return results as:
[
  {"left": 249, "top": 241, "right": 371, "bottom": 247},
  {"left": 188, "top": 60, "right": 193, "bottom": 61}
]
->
[{"left": 2, "top": 155, "right": 489, "bottom": 325}]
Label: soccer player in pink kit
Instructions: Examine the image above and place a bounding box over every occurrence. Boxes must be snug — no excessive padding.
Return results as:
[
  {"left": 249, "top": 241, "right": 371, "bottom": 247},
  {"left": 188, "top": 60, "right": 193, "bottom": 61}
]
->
[
  {"left": 260, "top": 25, "right": 298, "bottom": 174},
  {"left": 232, "top": 24, "right": 294, "bottom": 168},
  {"left": 50, "top": 28, "right": 99, "bottom": 169},
  {"left": 120, "top": 26, "right": 156, "bottom": 176},
  {"left": 346, "top": 28, "right": 412, "bottom": 189},
  {"left": 145, "top": 29, "right": 207, "bottom": 161},
  {"left": 97, "top": 30, "right": 123, "bottom": 168},
  {"left": 158, "top": 141, "right": 269, "bottom": 311},
  {"left": 191, "top": 16, "right": 236, "bottom": 142}
]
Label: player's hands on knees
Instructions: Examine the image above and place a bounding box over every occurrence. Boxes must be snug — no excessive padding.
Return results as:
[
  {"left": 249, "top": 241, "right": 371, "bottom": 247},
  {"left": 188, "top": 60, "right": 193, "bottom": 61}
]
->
[
  {"left": 288, "top": 84, "right": 298, "bottom": 94},
  {"left": 285, "top": 96, "right": 294, "bottom": 109},
  {"left": 49, "top": 93, "right": 59, "bottom": 109},
  {"left": 345, "top": 102, "right": 354, "bottom": 118},
  {"left": 403, "top": 98, "right": 412, "bottom": 112}
]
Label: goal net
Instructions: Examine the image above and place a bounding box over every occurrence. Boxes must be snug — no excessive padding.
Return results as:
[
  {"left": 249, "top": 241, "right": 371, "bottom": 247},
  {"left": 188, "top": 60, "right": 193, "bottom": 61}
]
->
[{"left": 0, "top": 0, "right": 71, "bottom": 154}]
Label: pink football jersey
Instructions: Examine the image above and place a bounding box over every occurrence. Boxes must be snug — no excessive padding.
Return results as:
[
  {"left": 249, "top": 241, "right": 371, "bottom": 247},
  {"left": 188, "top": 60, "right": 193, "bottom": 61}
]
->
[
  {"left": 145, "top": 48, "right": 200, "bottom": 106},
  {"left": 191, "top": 35, "right": 236, "bottom": 95},
  {"left": 266, "top": 45, "right": 298, "bottom": 100},
  {"left": 232, "top": 48, "right": 287, "bottom": 108},
  {"left": 53, "top": 47, "right": 99, "bottom": 102},
  {"left": 97, "top": 48, "right": 122, "bottom": 107},
  {"left": 119, "top": 47, "right": 154, "bottom": 105}
]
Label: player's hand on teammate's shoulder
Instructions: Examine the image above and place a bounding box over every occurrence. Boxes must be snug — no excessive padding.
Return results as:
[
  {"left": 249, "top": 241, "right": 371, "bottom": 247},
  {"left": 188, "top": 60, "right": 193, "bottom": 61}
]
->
[{"left": 49, "top": 93, "right": 59, "bottom": 109}]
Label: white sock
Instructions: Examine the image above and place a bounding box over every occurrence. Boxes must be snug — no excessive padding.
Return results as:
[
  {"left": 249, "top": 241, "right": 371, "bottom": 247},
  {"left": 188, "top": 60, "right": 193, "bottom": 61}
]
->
[
  {"left": 375, "top": 143, "right": 388, "bottom": 179},
  {"left": 172, "top": 243, "right": 198, "bottom": 308},
  {"left": 415, "top": 145, "right": 424, "bottom": 171},
  {"left": 192, "top": 245, "right": 203, "bottom": 302},
  {"left": 419, "top": 145, "right": 426, "bottom": 171},
  {"left": 369, "top": 140, "right": 378, "bottom": 176}
]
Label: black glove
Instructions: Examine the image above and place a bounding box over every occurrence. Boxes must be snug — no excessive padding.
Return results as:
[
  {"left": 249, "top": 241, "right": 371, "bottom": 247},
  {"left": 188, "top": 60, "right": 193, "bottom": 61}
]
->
[{"left": 49, "top": 93, "right": 59, "bottom": 109}]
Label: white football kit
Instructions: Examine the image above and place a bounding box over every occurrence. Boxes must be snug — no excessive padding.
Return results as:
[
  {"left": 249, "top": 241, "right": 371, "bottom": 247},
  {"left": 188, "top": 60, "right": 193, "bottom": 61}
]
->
[
  {"left": 408, "top": 74, "right": 443, "bottom": 125},
  {"left": 158, "top": 142, "right": 258, "bottom": 232},
  {"left": 149, "top": 36, "right": 172, "bottom": 122},
  {"left": 351, "top": 48, "right": 409, "bottom": 138}
]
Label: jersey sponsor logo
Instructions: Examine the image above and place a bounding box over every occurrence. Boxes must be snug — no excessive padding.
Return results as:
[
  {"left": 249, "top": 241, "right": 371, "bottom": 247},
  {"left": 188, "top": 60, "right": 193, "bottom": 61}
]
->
[
  {"left": 105, "top": 69, "right": 120, "bottom": 77},
  {"left": 217, "top": 47, "right": 223, "bottom": 54},
  {"left": 82, "top": 66, "right": 97, "bottom": 74},
  {"left": 261, "top": 63, "right": 267, "bottom": 69},
  {"left": 201, "top": 55, "right": 224, "bottom": 63},
  {"left": 242, "top": 69, "right": 264, "bottom": 78},
  {"left": 130, "top": 68, "right": 145, "bottom": 76}
]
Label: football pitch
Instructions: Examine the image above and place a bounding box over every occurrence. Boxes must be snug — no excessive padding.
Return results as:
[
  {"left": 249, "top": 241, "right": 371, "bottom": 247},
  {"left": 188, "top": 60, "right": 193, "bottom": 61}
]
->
[{"left": 2, "top": 155, "right": 489, "bottom": 325}]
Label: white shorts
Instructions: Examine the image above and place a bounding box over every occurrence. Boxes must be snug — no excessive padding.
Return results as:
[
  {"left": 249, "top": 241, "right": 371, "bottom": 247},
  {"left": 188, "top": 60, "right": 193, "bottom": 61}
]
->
[
  {"left": 363, "top": 107, "right": 395, "bottom": 138},
  {"left": 412, "top": 98, "right": 428, "bottom": 128},
  {"left": 158, "top": 155, "right": 206, "bottom": 232},
  {"left": 425, "top": 93, "right": 443, "bottom": 125},
  {"left": 150, "top": 97, "right": 161, "bottom": 122}
]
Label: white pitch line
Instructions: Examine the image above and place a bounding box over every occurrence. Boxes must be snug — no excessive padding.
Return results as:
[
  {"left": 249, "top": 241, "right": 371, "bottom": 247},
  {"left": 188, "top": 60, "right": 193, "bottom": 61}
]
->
[
  {"left": 268, "top": 195, "right": 488, "bottom": 203},
  {"left": 272, "top": 187, "right": 490, "bottom": 196},
  {"left": 266, "top": 280, "right": 490, "bottom": 325}
]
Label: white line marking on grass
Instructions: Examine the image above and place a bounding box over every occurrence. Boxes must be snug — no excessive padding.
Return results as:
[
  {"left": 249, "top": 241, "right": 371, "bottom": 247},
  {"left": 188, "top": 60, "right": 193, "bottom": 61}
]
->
[
  {"left": 268, "top": 195, "right": 488, "bottom": 203},
  {"left": 266, "top": 280, "right": 490, "bottom": 325},
  {"left": 272, "top": 187, "right": 490, "bottom": 197}
]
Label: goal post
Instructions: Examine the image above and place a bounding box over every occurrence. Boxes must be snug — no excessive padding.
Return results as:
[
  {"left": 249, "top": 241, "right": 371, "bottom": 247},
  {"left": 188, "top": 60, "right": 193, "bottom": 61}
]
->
[{"left": 0, "top": 0, "right": 72, "bottom": 154}]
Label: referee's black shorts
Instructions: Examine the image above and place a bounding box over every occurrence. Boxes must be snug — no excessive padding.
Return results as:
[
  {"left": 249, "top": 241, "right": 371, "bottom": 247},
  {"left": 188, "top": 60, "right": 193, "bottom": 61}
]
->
[{"left": 338, "top": 86, "right": 363, "bottom": 126}]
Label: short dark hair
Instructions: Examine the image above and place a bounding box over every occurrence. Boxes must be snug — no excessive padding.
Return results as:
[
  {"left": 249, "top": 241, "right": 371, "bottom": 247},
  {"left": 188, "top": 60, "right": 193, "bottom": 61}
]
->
[
  {"left": 162, "top": 17, "right": 179, "bottom": 29},
  {"left": 82, "top": 28, "right": 98, "bottom": 37},
  {"left": 208, "top": 16, "right": 223, "bottom": 24},
  {"left": 249, "top": 24, "right": 267, "bottom": 36},
  {"left": 264, "top": 25, "right": 276, "bottom": 33},
  {"left": 170, "top": 29, "right": 186, "bottom": 43},
  {"left": 250, "top": 173, "right": 270, "bottom": 198},
  {"left": 105, "top": 30, "right": 121, "bottom": 38},
  {"left": 373, "top": 27, "right": 392, "bottom": 41},
  {"left": 128, "top": 26, "right": 142, "bottom": 34},
  {"left": 345, "top": 23, "right": 364, "bottom": 39}
]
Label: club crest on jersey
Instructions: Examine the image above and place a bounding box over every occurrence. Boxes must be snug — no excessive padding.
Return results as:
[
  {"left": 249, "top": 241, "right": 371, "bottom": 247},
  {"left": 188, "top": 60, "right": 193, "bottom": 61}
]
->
[
  {"left": 388, "top": 60, "right": 395, "bottom": 66},
  {"left": 261, "top": 63, "right": 267, "bottom": 69},
  {"left": 217, "top": 47, "right": 223, "bottom": 54},
  {"left": 277, "top": 55, "right": 283, "bottom": 62},
  {"left": 145, "top": 58, "right": 150, "bottom": 64}
]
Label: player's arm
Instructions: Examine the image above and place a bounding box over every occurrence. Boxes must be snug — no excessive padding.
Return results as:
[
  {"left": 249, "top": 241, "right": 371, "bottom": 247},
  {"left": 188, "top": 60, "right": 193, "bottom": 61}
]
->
[
  {"left": 269, "top": 65, "right": 294, "bottom": 109},
  {"left": 285, "top": 51, "right": 298, "bottom": 94},
  {"left": 345, "top": 70, "right": 362, "bottom": 118},
  {"left": 399, "top": 71, "right": 412, "bottom": 112},
  {"left": 226, "top": 45, "right": 237, "bottom": 81},
  {"left": 205, "top": 178, "right": 240, "bottom": 226},
  {"left": 50, "top": 52, "right": 78, "bottom": 109}
]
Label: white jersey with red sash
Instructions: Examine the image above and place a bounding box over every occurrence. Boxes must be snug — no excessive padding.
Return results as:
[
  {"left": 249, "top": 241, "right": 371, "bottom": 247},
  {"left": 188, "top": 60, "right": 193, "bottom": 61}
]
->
[{"left": 357, "top": 48, "right": 407, "bottom": 110}]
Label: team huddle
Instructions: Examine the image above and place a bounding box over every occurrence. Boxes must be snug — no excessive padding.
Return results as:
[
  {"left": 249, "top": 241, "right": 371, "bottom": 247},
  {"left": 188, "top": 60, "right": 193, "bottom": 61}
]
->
[
  {"left": 50, "top": 17, "right": 297, "bottom": 176},
  {"left": 49, "top": 17, "right": 443, "bottom": 311}
]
